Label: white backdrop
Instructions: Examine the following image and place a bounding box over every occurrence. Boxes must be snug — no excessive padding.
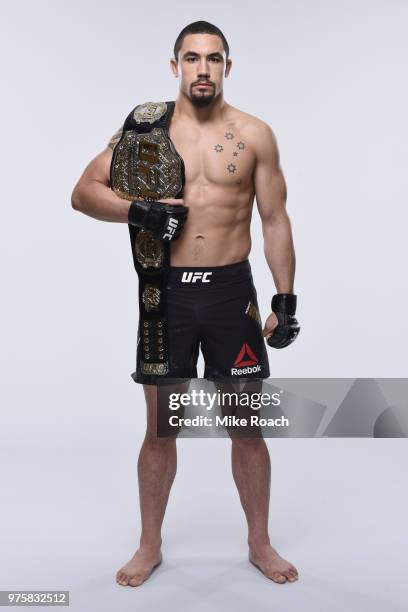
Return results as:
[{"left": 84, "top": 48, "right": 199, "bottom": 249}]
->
[{"left": 1, "top": 1, "right": 407, "bottom": 611}]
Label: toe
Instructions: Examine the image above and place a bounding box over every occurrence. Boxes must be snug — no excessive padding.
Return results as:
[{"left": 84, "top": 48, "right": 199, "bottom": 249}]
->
[
  {"left": 128, "top": 575, "right": 144, "bottom": 587},
  {"left": 272, "top": 572, "right": 287, "bottom": 583}
]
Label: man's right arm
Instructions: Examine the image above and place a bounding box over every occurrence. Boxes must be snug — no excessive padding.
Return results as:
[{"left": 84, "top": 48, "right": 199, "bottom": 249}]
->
[
  {"left": 71, "top": 142, "right": 131, "bottom": 223},
  {"left": 71, "top": 128, "right": 184, "bottom": 223}
]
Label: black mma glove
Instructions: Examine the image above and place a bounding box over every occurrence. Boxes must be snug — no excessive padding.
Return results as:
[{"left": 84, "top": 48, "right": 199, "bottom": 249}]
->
[
  {"left": 128, "top": 198, "right": 188, "bottom": 242},
  {"left": 267, "top": 293, "right": 300, "bottom": 349}
]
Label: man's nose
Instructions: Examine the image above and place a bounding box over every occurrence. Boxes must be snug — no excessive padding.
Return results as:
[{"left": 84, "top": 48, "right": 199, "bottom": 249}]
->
[{"left": 197, "top": 58, "right": 210, "bottom": 76}]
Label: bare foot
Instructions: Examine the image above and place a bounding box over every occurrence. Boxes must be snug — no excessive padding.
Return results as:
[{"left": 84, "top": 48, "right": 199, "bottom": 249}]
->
[
  {"left": 249, "top": 543, "right": 299, "bottom": 584},
  {"left": 116, "top": 546, "right": 162, "bottom": 587}
]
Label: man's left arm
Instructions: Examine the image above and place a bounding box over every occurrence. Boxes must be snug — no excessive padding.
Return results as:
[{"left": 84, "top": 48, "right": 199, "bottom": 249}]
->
[{"left": 253, "top": 122, "right": 299, "bottom": 346}]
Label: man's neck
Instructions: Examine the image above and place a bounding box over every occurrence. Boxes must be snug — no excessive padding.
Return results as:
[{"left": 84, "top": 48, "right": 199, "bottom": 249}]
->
[{"left": 173, "top": 91, "right": 228, "bottom": 124}]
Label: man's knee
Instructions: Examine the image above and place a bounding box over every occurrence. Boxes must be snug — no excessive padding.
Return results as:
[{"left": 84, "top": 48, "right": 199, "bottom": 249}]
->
[
  {"left": 144, "top": 428, "right": 178, "bottom": 445},
  {"left": 231, "top": 436, "right": 266, "bottom": 450}
]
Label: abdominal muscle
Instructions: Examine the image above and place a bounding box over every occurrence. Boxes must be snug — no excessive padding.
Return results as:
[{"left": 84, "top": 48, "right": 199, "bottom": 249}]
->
[{"left": 170, "top": 184, "right": 254, "bottom": 266}]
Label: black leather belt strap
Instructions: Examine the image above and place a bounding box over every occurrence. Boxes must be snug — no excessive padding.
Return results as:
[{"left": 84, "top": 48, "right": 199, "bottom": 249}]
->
[{"left": 109, "top": 101, "right": 185, "bottom": 378}]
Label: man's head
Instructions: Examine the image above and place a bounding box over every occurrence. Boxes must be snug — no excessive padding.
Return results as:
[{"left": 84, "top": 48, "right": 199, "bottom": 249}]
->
[{"left": 171, "top": 21, "right": 231, "bottom": 107}]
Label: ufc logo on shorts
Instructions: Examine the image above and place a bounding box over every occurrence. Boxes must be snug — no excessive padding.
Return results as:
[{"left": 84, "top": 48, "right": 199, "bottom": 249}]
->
[
  {"left": 162, "top": 217, "right": 179, "bottom": 240},
  {"left": 181, "top": 271, "right": 213, "bottom": 283}
]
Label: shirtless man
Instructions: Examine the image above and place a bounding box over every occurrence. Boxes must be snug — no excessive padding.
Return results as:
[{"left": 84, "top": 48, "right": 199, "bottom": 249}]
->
[{"left": 71, "top": 20, "right": 299, "bottom": 587}]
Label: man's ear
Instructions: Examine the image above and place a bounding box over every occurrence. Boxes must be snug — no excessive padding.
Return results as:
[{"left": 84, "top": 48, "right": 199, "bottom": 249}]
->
[
  {"left": 170, "top": 58, "right": 179, "bottom": 78},
  {"left": 225, "top": 59, "right": 232, "bottom": 78}
]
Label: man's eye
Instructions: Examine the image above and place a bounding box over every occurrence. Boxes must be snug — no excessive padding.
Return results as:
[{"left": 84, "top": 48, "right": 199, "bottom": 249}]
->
[{"left": 186, "top": 57, "right": 220, "bottom": 62}]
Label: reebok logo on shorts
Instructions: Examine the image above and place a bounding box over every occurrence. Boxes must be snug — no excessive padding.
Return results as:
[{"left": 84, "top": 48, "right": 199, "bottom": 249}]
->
[
  {"left": 181, "top": 271, "right": 213, "bottom": 283},
  {"left": 231, "top": 342, "right": 261, "bottom": 375}
]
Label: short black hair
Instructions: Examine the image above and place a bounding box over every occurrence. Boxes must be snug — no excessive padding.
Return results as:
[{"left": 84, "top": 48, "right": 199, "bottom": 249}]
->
[{"left": 173, "top": 21, "right": 229, "bottom": 62}]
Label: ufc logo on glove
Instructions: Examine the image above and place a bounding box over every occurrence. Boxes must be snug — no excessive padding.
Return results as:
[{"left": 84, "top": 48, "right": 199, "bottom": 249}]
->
[{"left": 162, "top": 217, "right": 179, "bottom": 240}]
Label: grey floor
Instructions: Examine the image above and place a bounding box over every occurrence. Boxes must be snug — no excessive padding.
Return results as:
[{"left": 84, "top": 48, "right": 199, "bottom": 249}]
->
[{"left": 1, "top": 435, "right": 407, "bottom": 612}]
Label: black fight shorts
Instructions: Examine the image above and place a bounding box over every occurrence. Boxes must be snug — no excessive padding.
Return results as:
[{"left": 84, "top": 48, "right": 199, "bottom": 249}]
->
[{"left": 131, "top": 259, "right": 270, "bottom": 385}]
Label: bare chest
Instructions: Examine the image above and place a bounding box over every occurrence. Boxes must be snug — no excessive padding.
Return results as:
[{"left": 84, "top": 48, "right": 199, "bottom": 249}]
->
[{"left": 169, "top": 121, "right": 256, "bottom": 189}]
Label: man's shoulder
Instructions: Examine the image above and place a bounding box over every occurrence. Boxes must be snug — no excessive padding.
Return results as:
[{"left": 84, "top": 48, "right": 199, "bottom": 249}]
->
[{"left": 228, "top": 106, "right": 277, "bottom": 146}]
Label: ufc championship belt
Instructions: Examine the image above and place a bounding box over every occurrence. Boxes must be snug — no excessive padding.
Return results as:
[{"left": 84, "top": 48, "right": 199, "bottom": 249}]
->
[{"left": 110, "top": 101, "right": 185, "bottom": 378}]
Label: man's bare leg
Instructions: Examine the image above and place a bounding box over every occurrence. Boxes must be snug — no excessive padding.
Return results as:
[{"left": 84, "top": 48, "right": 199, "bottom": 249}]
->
[
  {"left": 231, "top": 437, "right": 299, "bottom": 583},
  {"left": 116, "top": 383, "right": 177, "bottom": 587}
]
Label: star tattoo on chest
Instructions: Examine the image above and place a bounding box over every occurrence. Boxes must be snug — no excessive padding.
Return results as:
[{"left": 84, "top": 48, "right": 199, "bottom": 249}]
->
[{"left": 211, "top": 132, "right": 247, "bottom": 176}]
